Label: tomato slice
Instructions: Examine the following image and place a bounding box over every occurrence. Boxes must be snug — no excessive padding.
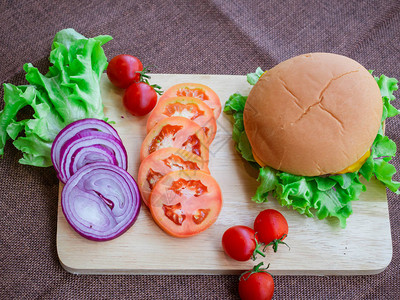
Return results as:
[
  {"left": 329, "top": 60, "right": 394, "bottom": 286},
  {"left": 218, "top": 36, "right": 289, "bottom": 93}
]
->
[
  {"left": 138, "top": 147, "right": 210, "bottom": 206},
  {"left": 146, "top": 97, "right": 217, "bottom": 144},
  {"left": 160, "top": 83, "right": 221, "bottom": 119},
  {"left": 140, "top": 116, "right": 209, "bottom": 162},
  {"left": 149, "top": 170, "right": 222, "bottom": 237}
]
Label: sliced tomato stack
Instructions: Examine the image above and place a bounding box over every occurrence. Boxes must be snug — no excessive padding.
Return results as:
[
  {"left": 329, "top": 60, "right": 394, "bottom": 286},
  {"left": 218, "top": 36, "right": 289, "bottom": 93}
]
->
[
  {"left": 160, "top": 83, "right": 221, "bottom": 119},
  {"left": 138, "top": 147, "right": 210, "bottom": 206},
  {"left": 140, "top": 116, "right": 210, "bottom": 162},
  {"left": 139, "top": 83, "right": 222, "bottom": 238},
  {"left": 146, "top": 97, "right": 217, "bottom": 144}
]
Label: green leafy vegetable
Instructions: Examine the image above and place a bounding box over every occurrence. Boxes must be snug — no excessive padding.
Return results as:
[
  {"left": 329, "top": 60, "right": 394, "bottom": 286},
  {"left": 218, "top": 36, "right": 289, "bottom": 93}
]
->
[
  {"left": 247, "top": 67, "right": 264, "bottom": 85},
  {"left": 0, "top": 28, "right": 112, "bottom": 167},
  {"left": 224, "top": 93, "right": 256, "bottom": 164},
  {"left": 252, "top": 167, "right": 366, "bottom": 227},
  {"left": 359, "top": 73, "right": 400, "bottom": 194},
  {"left": 224, "top": 69, "right": 399, "bottom": 227}
]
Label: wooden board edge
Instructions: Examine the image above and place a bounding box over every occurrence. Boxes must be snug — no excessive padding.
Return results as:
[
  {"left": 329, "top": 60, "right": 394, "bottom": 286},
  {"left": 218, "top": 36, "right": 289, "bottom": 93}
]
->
[{"left": 57, "top": 265, "right": 393, "bottom": 276}]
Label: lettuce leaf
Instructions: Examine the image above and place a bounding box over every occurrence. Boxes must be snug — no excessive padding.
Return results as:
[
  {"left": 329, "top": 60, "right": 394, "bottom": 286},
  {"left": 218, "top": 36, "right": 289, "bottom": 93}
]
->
[
  {"left": 224, "top": 69, "right": 399, "bottom": 227},
  {"left": 359, "top": 74, "right": 400, "bottom": 193},
  {"left": 247, "top": 67, "right": 264, "bottom": 85},
  {"left": 252, "top": 166, "right": 366, "bottom": 227},
  {"left": 0, "top": 28, "right": 112, "bottom": 167},
  {"left": 224, "top": 93, "right": 256, "bottom": 164}
]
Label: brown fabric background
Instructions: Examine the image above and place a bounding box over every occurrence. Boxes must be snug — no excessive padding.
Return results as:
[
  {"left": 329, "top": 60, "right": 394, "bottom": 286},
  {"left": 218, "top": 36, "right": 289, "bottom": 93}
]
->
[{"left": 1, "top": 0, "right": 399, "bottom": 299}]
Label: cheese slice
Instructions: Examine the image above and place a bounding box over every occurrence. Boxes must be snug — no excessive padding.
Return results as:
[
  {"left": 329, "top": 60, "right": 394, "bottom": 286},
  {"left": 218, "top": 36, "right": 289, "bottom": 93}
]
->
[{"left": 336, "top": 150, "right": 371, "bottom": 174}]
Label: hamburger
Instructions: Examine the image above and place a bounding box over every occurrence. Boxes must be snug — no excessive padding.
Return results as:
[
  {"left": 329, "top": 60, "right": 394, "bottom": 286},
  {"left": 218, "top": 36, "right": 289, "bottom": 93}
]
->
[
  {"left": 244, "top": 53, "right": 382, "bottom": 176},
  {"left": 224, "top": 53, "right": 399, "bottom": 227}
]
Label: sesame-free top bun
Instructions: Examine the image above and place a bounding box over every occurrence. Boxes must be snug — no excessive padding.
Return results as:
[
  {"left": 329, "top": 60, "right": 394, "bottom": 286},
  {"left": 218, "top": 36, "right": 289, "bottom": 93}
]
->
[{"left": 243, "top": 53, "right": 383, "bottom": 176}]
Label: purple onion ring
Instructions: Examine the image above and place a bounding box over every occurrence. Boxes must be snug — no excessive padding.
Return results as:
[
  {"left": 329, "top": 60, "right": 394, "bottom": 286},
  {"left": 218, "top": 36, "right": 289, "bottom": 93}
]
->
[
  {"left": 61, "top": 162, "right": 141, "bottom": 241},
  {"left": 58, "top": 130, "right": 127, "bottom": 183},
  {"left": 51, "top": 118, "right": 121, "bottom": 174}
]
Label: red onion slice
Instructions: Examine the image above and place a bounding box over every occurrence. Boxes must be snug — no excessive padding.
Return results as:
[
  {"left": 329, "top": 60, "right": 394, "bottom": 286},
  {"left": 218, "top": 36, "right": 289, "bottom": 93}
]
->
[
  {"left": 51, "top": 118, "right": 121, "bottom": 173},
  {"left": 70, "top": 144, "right": 118, "bottom": 175},
  {"left": 58, "top": 131, "right": 127, "bottom": 183},
  {"left": 61, "top": 162, "right": 141, "bottom": 241}
]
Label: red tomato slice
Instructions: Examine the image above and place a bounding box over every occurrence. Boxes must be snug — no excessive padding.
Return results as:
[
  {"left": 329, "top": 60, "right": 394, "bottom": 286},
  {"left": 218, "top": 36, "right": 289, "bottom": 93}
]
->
[
  {"left": 149, "top": 170, "right": 222, "bottom": 237},
  {"left": 160, "top": 83, "right": 221, "bottom": 119},
  {"left": 140, "top": 116, "right": 209, "bottom": 162},
  {"left": 146, "top": 97, "right": 217, "bottom": 144},
  {"left": 138, "top": 147, "right": 210, "bottom": 206}
]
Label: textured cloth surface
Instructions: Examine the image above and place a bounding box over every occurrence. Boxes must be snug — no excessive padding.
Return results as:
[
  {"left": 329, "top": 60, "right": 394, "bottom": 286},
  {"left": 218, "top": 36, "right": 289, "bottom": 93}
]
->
[{"left": 1, "top": 1, "right": 399, "bottom": 299}]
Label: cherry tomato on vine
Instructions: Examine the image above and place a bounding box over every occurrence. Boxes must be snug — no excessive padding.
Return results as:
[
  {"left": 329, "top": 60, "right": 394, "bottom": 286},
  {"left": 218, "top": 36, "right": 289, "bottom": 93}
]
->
[
  {"left": 123, "top": 82, "right": 158, "bottom": 116},
  {"left": 239, "top": 262, "right": 274, "bottom": 300},
  {"left": 107, "top": 54, "right": 143, "bottom": 88},
  {"left": 254, "top": 209, "right": 289, "bottom": 252},
  {"left": 221, "top": 225, "right": 265, "bottom": 261}
]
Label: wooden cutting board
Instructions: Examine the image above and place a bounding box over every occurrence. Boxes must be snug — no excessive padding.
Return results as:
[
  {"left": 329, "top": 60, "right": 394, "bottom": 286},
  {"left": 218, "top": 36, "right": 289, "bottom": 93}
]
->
[{"left": 57, "top": 74, "right": 392, "bottom": 275}]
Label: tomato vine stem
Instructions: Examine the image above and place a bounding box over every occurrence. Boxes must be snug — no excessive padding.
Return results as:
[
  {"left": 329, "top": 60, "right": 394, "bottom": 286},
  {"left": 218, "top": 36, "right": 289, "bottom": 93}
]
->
[
  {"left": 136, "top": 66, "right": 164, "bottom": 95},
  {"left": 251, "top": 234, "right": 266, "bottom": 260},
  {"left": 264, "top": 234, "right": 290, "bottom": 252},
  {"left": 239, "top": 262, "right": 272, "bottom": 281}
]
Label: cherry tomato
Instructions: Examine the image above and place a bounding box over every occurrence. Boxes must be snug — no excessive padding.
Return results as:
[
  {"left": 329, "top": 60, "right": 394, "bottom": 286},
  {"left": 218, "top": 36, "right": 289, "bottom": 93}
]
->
[
  {"left": 239, "top": 263, "right": 274, "bottom": 300},
  {"left": 123, "top": 82, "right": 158, "bottom": 116},
  {"left": 149, "top": 170, "right": 222, "bottom": 237},
  {"left": 138, "top": 147, "right": 209, "bottom": 206},
  {"left": 222, "top": 226, "right": 261, "bottom": 261},
  {"left": 146, "top": 96, "right": 217, "bottom": 144},
  {"left": 160, "top": 83, "right": 221, "bottom": 119},
  {"left": 107, "top": 54, "right": 143, "bottom": 89},
  {"left": 140, "top": 116, "right": 209, "bottom": 162},
  {"left": 254, "top": 209, "right": 289, "bottom": 252}
]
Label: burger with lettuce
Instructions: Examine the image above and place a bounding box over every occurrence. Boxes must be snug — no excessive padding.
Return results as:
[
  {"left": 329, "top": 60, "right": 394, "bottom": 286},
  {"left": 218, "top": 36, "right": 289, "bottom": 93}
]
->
[{"left": 224, "top": 53, "right": 399, "bottom": 227}]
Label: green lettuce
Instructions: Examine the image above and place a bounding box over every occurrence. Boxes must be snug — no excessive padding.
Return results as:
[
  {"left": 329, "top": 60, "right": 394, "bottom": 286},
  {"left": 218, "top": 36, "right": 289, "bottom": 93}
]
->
[
  {"left": 0, "top": 28, "right": 112, "bottom": 167},
  {"left": 359, "top": 73, "right": 400, "bottom": 193},
  {"left": 224, "top": 69, "right": 399, "bottom": 227},
  {"left": 223, "top": 93, "right": 257, "bottom": 165}
]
